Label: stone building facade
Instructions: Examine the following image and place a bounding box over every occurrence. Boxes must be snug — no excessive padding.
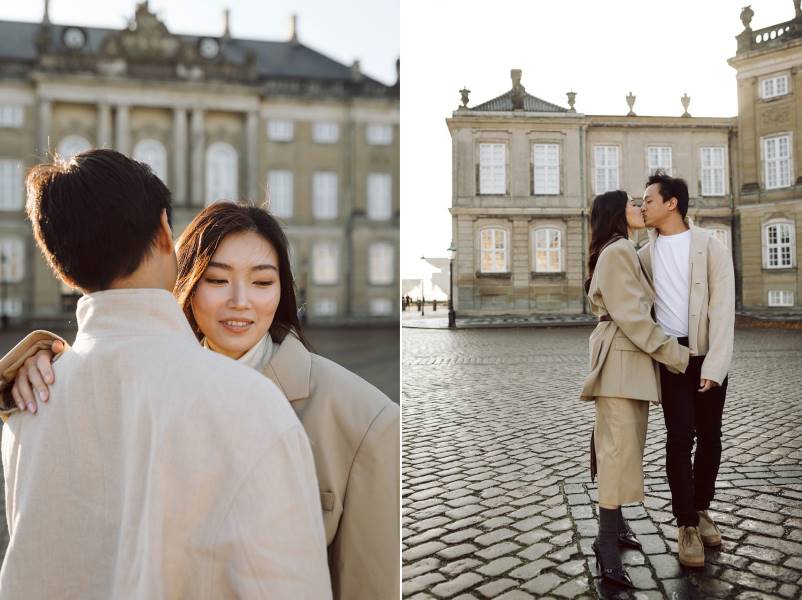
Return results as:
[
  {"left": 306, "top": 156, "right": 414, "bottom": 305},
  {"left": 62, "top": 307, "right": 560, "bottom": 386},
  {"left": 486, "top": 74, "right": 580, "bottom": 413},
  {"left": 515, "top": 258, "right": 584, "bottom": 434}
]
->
[
  {"left": 448, "top": 2, "right": 802, "bottom": 316},
  {"left": 0, "top": 2, "right": 399, "bottom": 324}
]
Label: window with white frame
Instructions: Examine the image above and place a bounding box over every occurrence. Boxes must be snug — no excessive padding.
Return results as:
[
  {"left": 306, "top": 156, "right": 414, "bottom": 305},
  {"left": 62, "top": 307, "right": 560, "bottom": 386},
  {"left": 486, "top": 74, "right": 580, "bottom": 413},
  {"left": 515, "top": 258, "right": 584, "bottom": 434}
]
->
[
  {"left": 313, "top": 122, "right": 339, "bottom": 144},
  {"left": 314, "top": 298, "right": 338, "bottom": 316},
  {"left": 367, "top": 173, "right": 392, "bottom": 220},
  {"left": 0, "top": 105, "right": 23, "bottom": 128},
  {"left": 761, "top": 74, "right": 789, "bottom": 99},
  {"left": 205, "top": 142, "right": 238, "bottom": 204},
  {"left": 594, "top": 146, "right": 620, "bottom": 193},
  {"left": 1, "top": 298, "right": 22, "bottom": 317},
  {"left": 370, "top": 298, "right": 393, "bottom": 316},
  {"left": 533, "top": 143, "right": 559, "bottom": 194},
  {"left": 764, "top": 221, "right": 795, "bottom": 268},
  {"left": 479, "top": 228, "right": 507, "bottom": 273},
  {"left": 701, "top": 147, "right": 725, "bottom": 196},
  {"left": 711, "top": 227, "right": 730, "bottom": 249},
  {"left": 366, "top": 123, "right": 393, "bottom": 145},
  {"left": 768, "top": 290, "right": 794, "bottom": 307},
  {"left": 647, "top": 146, "right": 672, "bottom": 176},
  {"left": 0, "top": 237, "right": 24, "bottom": 282},
  {"left": 312, "top": 241, "right": 339, "bottom": 284},
  {"left": 533, "top": 228, "right": 562, "bottom": 273},
  {"left": 267, "top": 119, "right": 294, "bottom": 142},
  {"left": 313, "top": 172, "right": 338, "bottom": 219},
  {"left": 479, "top": 143, "right": 506, "bottom": 194},
  {"left": 368, "top": 241, "right": 394, "bottom": 285},
  {"left": 0, "top": 160, "right": 23, "bottom": 210},
  {"left": 763, "top": 135, "right": 792, "bottom": 189},
  {"left": 267, "top": 170, "right": 293, "bottom": 218},
  {"left": 57, "top": 135, "right": 91, "bottom": 160},
  {"left": 133, "top": 139, "right": 167, "bottom": 182}
]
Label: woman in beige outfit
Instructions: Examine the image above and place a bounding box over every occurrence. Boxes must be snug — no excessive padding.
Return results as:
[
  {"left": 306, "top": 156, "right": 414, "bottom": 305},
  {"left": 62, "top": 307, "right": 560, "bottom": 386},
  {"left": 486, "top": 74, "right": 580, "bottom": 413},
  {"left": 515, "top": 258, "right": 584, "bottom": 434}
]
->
[
  {"left": 7, "top": 203, "right": 399, "bottom": 600},
  {"left": 580, "top": 190, "right": 689, "bottom": 588}
]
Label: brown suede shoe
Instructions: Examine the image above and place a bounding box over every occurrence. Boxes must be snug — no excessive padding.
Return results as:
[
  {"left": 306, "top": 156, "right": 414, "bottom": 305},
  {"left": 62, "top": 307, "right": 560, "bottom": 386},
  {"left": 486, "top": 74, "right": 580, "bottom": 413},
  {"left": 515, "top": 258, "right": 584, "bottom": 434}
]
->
[
  {"left": 697, "top": 510, "right": 722, "bottom": 547},
  {"left": 678, "top": 526, "right": 705, "bottom": 567}
]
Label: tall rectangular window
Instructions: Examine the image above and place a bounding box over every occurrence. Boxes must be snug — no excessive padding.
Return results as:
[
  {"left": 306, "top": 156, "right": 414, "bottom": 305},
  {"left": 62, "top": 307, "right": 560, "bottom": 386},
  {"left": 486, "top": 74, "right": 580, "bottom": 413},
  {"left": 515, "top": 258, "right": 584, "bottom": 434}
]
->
[
  {"left": 267, "top": 120, "right": 294, "bottom": 142},
  {"left": 479, "top": 143, "right": 506, "bottom": 194},
  {"left": 268, "top": 170, "right": 293, "bottom": 218},
  {"left": 761, "top": 75, "right": 789, "bottom": 99},
  {"left": 367, "top": 173, "right": 392, "bottom": 220},
  {"left": 533, "top": 143, "right": 559, "bottom": 195},
  {"left": 313, "top": 122, "right": 339, "bottom": 144},
  {"left": 368, "top": 242, "right": 394, "bottom": 285},
  {"left": 701, "top": 147, "right": 725, "bottom": 196},
  {"left": 594, "top": 146, "right": 619, "bottom": 193},
  {"left": 765, "top": 222, "right": 794, "bottom": 268},
  {"left": 312, "top": 242, "right": 339, "bottom": 284},
  {"left": 533, "top": 228, "right": 562, "bottom": 273},
  {"left": 0, "top": 160, "right": 23, "bottom": 210},
  {"left": 0, "top": 105, "right": 23, "bottom": 128},
  {"left": 366, "top": 124, "right": 393, "bottom": 145},
  {"left": 647, "top": 146, "right": 672, "bottom": 176},
  {"left": 479, "top": 228, "right": 507, "bottom": 273},
  {"left": 763, "top": 135, "right": 792, "bottom": 189},
  {"left": 0, "top": 237, "right": 24, "bottom": 282},
  {"left": 313, "top": 172, "right": 338, "bottom": 219}
]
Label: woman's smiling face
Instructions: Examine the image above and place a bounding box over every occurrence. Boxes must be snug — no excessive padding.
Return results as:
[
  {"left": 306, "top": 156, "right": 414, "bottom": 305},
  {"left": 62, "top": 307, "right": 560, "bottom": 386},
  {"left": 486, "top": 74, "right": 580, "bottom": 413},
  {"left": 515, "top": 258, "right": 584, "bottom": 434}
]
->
[{"left": 190, "top": 230, "right": 281, "bottom": 360}]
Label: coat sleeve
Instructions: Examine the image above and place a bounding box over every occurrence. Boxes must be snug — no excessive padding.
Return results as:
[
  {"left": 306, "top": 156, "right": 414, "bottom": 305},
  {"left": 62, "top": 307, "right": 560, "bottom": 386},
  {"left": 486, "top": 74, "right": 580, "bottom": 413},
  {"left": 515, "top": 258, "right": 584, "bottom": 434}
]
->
[
  {"left": 701, "top": 237, "right": 735, "bottom": 385},
  {"left": 330, "top": 402, "right": 400, "bottom": 600},
  {"left": 221, "top": 426, "right": 332, "bottom": 600},
  {"left": 597, "top": 242, "right": 689, "bottom": 373}
]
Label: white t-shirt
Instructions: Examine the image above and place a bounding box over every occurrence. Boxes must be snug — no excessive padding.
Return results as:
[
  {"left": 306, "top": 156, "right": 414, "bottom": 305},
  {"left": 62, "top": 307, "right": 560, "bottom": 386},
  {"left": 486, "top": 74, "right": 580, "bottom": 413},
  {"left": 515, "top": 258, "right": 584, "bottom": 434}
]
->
[{"left": 653, "top": 229, "right": 691, "bottom": 337}]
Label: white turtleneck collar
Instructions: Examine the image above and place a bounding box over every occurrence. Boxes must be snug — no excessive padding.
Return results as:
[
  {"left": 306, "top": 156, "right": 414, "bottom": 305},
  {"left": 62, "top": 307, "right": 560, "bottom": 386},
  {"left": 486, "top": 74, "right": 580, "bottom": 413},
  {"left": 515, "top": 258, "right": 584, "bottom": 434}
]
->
[{"left": 202, "top": 332, "right": 275, "bottom": 372}]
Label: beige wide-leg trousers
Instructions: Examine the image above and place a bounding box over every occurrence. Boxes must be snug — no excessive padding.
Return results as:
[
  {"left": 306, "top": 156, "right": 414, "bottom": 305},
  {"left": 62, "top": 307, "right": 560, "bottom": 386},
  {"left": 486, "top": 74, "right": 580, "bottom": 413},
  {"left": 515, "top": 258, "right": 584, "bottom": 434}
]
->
[{"left": 594, "top": 396, "right": 649, "bottom": 506}]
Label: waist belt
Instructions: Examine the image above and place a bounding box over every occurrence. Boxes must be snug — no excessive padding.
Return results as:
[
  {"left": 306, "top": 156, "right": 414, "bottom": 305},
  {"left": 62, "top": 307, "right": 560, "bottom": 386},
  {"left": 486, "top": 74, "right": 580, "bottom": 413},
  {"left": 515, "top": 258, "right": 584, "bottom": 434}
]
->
[{"left": 599, "top": 314, "right": 612, "bottom": 322}]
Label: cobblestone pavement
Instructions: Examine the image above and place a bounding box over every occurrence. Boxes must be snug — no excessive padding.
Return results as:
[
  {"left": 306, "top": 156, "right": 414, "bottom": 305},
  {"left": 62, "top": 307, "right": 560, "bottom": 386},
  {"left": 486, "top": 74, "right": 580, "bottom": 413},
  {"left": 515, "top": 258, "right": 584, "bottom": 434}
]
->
[{"left": 402, "top": 326, "right": 802, "bottom": 599}]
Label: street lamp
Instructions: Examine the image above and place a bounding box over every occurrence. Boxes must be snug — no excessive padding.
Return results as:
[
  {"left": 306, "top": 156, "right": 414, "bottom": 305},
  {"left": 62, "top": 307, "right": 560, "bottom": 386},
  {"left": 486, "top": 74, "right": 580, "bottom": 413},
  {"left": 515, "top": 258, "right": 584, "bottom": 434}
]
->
[
  {"left": 447, "top": 242, "right": 456, "bottom": 328},
  {"left": 419, "top": 255, "right": 425, "bottom": 316}
]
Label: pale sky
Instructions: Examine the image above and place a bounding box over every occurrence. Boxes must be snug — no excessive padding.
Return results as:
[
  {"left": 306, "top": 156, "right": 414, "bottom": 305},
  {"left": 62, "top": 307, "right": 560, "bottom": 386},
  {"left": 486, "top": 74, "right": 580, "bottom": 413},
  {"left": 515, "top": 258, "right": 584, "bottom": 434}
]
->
[
  {"left": 0, "top": 0, "right": 399, "bottom": 85},
  {"left": 400, "top": 0, "right": 794, "bottom": 277}
]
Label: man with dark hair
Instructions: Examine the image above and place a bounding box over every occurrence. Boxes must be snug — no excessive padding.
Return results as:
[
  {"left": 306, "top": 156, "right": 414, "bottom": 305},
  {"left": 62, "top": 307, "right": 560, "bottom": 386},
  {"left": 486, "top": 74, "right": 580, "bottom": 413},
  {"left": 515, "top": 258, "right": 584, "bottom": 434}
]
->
[
  {"left": 639, "top": 170, "right": 735, "bottom": 569},
  {"left": 1, "top": 150, "right": 330, "bottom": 598}
]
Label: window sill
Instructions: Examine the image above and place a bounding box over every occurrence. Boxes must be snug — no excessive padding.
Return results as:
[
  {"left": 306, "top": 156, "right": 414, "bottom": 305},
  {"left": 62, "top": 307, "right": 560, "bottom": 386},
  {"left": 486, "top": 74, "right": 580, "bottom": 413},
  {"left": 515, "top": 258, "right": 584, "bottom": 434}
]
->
[
  {"left": 762, "top": 267, "right": 797, "bottom": 273},
  {"left": 478, "top": 193, "right": 508, "bottom": 197},
  {"left": 531, "top": 271, "right": 566, "bottom": 279},
  {"left": 476, "top": 271, "right": 511, "bottom": 279}
]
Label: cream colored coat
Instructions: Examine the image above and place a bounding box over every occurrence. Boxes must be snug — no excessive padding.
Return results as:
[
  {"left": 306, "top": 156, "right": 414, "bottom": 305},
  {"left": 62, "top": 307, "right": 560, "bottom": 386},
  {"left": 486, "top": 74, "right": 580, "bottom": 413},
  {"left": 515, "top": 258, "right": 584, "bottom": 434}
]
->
[
  {"left": 264, "top": 334, "right": 400, "bottom": 600},
  {"left": 0, "top": 290, "right": 330, "bottom": 600},
  {"left": 638, "top": 222, "right": 735, "bottom": 385},
  {"left": 581, "top": 238, "right": 690, "bottom": 402}
]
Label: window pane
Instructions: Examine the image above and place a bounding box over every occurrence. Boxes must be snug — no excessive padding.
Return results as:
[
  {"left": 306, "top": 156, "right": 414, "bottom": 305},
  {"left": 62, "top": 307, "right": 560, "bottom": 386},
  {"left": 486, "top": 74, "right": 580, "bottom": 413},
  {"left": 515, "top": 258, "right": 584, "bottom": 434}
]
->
[
  {"left": 369, "top": 242, "right": 394, "bottom": 285},
  {"left": 267, "top": 120, "right": 294, "bottom": 141},
  {"left": 313, "top": 172, "right": 338, "bottom": 219},
  {"left": 367, "top": 173, "right": 392, "bottom": 220},
  {"left": 268, "top": 170, "right": 293, "bottom": 218}
]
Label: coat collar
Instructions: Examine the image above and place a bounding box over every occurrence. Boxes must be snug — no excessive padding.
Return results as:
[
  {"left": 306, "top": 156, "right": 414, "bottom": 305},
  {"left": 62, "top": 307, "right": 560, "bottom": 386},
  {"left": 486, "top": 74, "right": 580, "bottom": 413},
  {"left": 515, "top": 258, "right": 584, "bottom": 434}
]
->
[{"left": 262, "top": 333, "right": 311, "bottom": 401}]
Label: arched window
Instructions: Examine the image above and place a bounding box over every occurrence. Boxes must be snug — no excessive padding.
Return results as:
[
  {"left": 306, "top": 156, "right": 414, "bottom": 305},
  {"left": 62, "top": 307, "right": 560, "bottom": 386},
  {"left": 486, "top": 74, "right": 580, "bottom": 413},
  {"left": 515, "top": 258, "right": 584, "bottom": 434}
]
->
[
  {"left": 532, "top": 227, "right": 563, "bottom": 273},
  {"left": 763, "top": 220, "right": 795, "bottom": 269},
  {"left": 133, "top": 139, "right": 168, "bottom": 183},
  {"left": 205, "top": 142, "right": 238, "bottom": 205},
  {"left": 479, "top": 227, "right": 507, "bottom": 273},
  {"left": 57, "top": 135, "right": 91, "bottom": 160}
]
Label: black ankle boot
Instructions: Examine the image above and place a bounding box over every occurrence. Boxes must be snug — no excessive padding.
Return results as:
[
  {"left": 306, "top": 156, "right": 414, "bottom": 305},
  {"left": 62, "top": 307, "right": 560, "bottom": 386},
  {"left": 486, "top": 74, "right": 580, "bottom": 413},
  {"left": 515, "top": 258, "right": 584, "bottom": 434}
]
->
[
  {"left": 616, "top": 508, "right": 642, "bottom": 550},
  {"left": 595, "top": 507, "right": 634, "bottom": 588}
]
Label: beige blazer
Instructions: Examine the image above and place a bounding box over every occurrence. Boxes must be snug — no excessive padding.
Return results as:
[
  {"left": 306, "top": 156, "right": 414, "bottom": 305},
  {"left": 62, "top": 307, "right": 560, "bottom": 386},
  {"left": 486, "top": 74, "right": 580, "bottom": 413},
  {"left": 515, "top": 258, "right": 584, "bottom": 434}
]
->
[
  {"left": 581, "top": 238, "right": 690, "bottom": 402},
  {"left": 264, "top": 335, "right": 400, "bottom": 600},
  {"left": 0, "top": 289, "right": 331, "bottom": 600},
  {"left": 638, "top": 222, "right": 735, "bottom": 385}
]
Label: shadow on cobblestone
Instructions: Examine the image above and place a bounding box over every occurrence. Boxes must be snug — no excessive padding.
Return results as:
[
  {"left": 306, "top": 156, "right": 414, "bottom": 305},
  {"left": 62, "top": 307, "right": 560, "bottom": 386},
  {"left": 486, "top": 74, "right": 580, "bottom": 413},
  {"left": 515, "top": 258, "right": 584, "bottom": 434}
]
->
[{"left": 402, "top": 326, "right": 802, "bottom": 599}]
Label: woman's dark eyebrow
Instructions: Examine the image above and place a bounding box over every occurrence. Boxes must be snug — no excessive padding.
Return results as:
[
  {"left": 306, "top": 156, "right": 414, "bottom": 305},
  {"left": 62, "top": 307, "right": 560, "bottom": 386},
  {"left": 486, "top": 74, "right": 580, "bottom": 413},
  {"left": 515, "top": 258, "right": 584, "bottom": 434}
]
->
[{"left": 207, "top": 261, "right": 278, "bottom": 272}]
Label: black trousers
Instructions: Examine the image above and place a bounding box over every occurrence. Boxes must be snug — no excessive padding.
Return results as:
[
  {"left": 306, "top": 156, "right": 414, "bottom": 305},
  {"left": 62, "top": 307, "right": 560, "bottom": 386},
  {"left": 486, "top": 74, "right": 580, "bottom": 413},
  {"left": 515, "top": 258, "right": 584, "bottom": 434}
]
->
[{"left": 659, "top": 340, "right": 727, "bottom": 527}]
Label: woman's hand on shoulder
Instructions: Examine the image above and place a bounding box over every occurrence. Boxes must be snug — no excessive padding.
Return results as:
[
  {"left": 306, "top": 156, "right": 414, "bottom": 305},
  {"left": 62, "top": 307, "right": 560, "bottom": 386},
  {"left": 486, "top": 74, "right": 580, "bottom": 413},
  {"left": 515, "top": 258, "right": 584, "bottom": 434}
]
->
[{"left": 11, "top": 340, "right": 63, "bottom": 414}]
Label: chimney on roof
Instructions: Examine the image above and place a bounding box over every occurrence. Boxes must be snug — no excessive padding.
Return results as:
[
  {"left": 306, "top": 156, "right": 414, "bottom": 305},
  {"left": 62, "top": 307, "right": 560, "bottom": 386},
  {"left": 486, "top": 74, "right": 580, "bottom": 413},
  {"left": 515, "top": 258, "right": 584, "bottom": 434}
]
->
[
  {"left": 42, "top": 0, "right": 50, "bottom": 25},
  {"left": 290, "top": 14, "right": 299, "bottom": 44},
  {"left": 223, "top": 8, "right": 231, "bottom": 40},
  {"left": 351, "top": 60, "right": 362, "bottom": 82}
]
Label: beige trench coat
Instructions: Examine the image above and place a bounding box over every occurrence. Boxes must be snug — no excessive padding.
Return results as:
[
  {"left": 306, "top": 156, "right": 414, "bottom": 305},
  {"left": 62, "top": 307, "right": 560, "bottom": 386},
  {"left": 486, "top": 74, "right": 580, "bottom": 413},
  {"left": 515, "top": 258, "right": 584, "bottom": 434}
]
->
[
  {"left": 638, "top": 222, "right": 735, "bottom": 386},
  {"left": 0, "top": 329, "right": 400, "bottom": 600},
  {"left": 580, "top": 238, "right": 690, "bottom": 402}
]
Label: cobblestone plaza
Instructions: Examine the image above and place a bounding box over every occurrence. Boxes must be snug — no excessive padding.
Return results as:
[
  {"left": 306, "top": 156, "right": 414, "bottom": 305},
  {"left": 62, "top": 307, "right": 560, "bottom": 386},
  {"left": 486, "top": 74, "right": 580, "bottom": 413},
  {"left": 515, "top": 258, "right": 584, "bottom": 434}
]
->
[{"left": 402, "top": 326, "right": 802, "bottom": 599}]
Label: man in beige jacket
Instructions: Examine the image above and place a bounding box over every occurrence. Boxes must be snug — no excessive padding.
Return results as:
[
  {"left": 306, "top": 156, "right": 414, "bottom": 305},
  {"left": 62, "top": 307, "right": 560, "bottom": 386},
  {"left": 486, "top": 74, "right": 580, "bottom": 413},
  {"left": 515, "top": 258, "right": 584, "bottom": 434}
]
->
[
  {"left": 0, "top": 150, "right": 330, "bottom": 599},
  {"left": 639, "top": 171, "right": 735, "bottom": 568}
]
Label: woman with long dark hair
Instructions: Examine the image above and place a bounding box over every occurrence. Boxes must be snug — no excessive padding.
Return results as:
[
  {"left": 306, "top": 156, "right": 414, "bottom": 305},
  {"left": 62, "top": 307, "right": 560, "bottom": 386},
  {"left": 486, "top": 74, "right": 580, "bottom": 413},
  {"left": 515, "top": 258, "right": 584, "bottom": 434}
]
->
[
  {"left": 7, "top": 202, "right": 399, "bottom": 600},
  {"left": 579, "top": 190, "right": 689, "bottom": 588}
]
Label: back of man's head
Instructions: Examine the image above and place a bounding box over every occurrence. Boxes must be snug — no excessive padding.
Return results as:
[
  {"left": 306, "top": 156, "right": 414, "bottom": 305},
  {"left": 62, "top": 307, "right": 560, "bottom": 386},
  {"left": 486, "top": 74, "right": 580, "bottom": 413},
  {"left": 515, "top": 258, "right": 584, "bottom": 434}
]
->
[
  {"left": 25, "top": 149, "right": 172, "bottom": 292},
  {"left": 646, "top": 170, "right": 689, "bottom": 218}
]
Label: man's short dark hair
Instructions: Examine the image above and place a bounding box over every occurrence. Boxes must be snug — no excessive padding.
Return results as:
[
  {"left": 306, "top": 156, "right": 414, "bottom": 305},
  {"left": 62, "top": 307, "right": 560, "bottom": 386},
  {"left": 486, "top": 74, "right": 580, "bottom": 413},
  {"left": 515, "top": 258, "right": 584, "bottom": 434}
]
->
[
  {"left": 25, "top": 149, "right": 172, "bottom": 292},
  {"left": 647, "top": 170, "right": 689, "bottom": 218}
]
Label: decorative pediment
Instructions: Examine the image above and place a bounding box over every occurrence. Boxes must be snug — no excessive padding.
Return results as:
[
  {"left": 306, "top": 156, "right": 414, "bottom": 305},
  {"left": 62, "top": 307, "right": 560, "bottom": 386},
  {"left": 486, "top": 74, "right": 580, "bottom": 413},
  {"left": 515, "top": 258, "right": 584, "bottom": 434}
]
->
[{"left": 101, "top": 2, "right": 180, "bottom": 63}]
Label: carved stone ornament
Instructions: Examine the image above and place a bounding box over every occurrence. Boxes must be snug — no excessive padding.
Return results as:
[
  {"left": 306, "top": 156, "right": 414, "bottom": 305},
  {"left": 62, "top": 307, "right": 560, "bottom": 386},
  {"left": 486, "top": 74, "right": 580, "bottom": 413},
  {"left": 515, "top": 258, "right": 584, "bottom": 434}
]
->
[
  {"left": 761, "top": 106, "right": 791, "bottom": 127},
  {"left": 796, "top": 0, "right": 801, "bottom": 19},
  {"left": 741, "top": 5, "right": 754, "bottom": 30},
  {"left": 681, "top": 93, "right": 691, "bottom": 117},
  {"left": 511, "top": 69, "right": 525, "bottom": 110},
  {"left": 101, "top": 2, "right": 180, "bottom": 62},
  {"left": 626, "top": 92, "right": 636, "bottom": 116},
  {"left": 566, "top": 91, "right": 576, "bottom": 112},
  {"left": 459, "top": 87, "right": 470, "bottom": 108}
]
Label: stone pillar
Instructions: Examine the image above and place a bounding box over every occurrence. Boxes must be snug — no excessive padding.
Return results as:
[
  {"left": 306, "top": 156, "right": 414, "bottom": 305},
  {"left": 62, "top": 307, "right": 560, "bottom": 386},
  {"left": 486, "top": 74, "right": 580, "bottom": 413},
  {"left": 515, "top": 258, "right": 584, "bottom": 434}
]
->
[
  {"left": 114, "top": 104, "right": 130, "bottom": 156},
  {"left": 172, "top": 107, "right": 187, "bottom": 205},
  {"left": 97, "top": 102, "right": 112, "bottom": 148},
  {"left": 37, "top": 99, "right": 52, "bottom": 160},
  {"left": 190, "top": 107, "right": 205, "bottom": 206},
  {"left": 245, "top": 110, "right": 259, "bottom": 201},
  {"left": 511, "top": 218, "right": 530, "bottom": 310}
]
